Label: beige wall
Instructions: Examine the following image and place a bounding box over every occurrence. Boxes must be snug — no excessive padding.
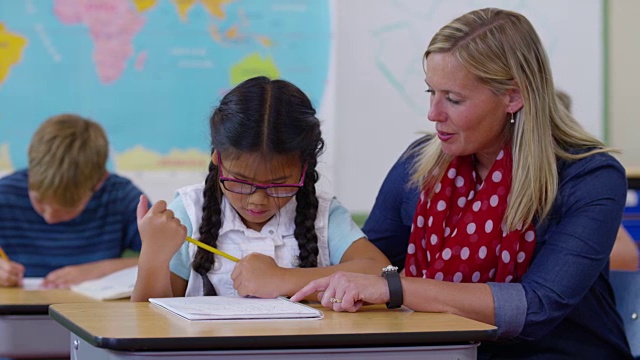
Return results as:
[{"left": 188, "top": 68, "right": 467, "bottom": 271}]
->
[{"left": 609, "top": 0, "right": 640, "bottom": 170}]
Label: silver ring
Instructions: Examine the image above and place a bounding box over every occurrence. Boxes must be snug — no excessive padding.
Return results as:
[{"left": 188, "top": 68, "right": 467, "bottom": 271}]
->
[{"left": 330, "top": 297, "right": 342, "bottom": 304}]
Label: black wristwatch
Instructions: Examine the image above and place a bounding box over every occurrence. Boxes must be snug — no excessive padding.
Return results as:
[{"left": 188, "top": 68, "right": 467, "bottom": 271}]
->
[{"left": 381, "top": 265, "right": 403, "bottom": 309}]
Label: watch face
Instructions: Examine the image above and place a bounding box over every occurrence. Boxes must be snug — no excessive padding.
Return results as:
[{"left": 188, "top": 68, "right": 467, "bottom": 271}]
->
[{"left": 383, "top": 265, "right": 398, "bottom": 273}]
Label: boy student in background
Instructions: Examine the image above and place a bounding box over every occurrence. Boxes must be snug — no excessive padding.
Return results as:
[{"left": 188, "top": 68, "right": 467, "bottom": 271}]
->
[
  {"left": 0, "top": 114, "right": 147, "bottom": 288},
  {"left": 131, "top": 76, "right": 390, "bottom": 301}
]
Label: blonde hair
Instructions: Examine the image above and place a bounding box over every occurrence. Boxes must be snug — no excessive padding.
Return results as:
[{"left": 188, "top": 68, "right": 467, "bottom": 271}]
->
[
  {"left": 28, "top": 114, "right": 108, "bottom": 207},
  {"left": 412, "top": 8, "right": 612, "bottom": 231},
  {"left": 556, "top": 90, "right": 572, "bottom": 113}
]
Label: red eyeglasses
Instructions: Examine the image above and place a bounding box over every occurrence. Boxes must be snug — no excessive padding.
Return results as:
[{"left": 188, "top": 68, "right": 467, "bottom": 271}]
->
[{"left": 217, "top": 153, "right": 307, "bottom": 198}]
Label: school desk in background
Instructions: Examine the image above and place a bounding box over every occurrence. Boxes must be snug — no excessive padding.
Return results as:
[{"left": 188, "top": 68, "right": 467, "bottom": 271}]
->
[
  {"left": 627, "top": 167, "right": 640, "bottom": 190},
  {"left": 0, "top": 266, "right": 136, "bottom": 358},
  {"left": 623, "top": 189, "right": 640, "bottom": 243},
  {"left": 0, "top": 286, "right": 97, "bottom": 358}
]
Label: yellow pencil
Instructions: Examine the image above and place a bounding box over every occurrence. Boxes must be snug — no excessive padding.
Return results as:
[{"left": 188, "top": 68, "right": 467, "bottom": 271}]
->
[
  {"left": 186, "top": 236, "right": 239, "bottom": 263},
  {"left": 0, "top": 246, "right": 9, "bottom": 261}
]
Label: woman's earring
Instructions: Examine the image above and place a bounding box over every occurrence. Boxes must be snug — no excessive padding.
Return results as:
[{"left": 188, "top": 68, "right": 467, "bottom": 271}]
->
[{"left": 510, "top": 112, "right": 515, "bottom": 124}]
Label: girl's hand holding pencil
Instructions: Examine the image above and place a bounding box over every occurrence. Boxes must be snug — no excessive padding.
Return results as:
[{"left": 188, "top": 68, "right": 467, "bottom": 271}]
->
[
  {"left": 132, "top": 194, "right": 242, "bottom": 302},
  {"left": 136, "top": 195, "right": 239, "bottom": 263}
]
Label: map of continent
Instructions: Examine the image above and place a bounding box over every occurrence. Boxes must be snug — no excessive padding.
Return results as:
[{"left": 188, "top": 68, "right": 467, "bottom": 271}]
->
[
  {"left": 54, "top": 0, "right": 146, "bottom": 84},
  {"left": 0, "top": 23, "right": 28, "bottom": 85}
]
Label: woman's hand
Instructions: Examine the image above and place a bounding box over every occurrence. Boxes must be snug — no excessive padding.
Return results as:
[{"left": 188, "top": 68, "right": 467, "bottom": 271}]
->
[
  {"left": 290, "top": 271, "right": 390, "bottom": 312},
  {"left": 231, "top": 253, "right": 286, "bottom": 298}
]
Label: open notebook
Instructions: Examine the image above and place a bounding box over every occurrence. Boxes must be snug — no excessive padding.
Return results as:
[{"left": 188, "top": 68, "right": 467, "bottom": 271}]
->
[
  {"left": 70, "top": 265, "right": 137, "bottom": 300},
  {"left": 149, "top": 296, "right": 324, "bottom": 321}
]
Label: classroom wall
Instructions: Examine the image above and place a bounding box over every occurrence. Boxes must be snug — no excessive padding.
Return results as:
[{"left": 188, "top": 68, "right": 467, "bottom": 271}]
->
[
  {"left": 333, "top": 0, "right": 605, "bottom": 213},
  {"left": 609, "top": 0, "right": 640, "bottom": 168}
]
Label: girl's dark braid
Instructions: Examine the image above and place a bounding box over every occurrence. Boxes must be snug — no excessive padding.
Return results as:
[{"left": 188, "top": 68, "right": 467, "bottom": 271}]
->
[
  {"left": 192, "top": 159, "right": 223, "bottom": 295},
  {"left": 294, "top": 157, "right": 320, "bottom": 268}
]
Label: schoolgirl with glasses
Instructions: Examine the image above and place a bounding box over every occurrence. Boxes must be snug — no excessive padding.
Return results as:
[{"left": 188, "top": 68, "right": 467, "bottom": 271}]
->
[{"left": 131, "top": 76, "right": 390, "bottom": 301}]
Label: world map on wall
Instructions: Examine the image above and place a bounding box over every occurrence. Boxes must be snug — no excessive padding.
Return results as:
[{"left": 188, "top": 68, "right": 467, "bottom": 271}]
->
[{"left": 0, "top": 0, "right": 331, "bottom": 172}]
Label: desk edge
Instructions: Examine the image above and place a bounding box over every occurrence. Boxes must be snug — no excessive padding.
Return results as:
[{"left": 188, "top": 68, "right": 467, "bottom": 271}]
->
[
  {"left": 0, "top": 304, "right": 49, "bottom": 315},
  {"left": 49, "top": 304, "right": 497, "bottom": 351}
]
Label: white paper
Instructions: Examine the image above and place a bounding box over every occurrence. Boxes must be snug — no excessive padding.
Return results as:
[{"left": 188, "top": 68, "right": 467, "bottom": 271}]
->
[
  {"left": 21, "top": 277, "right": 45, "bottom": 290},
  {"left": 149, "top": 296, "right": 323, "bottom": 321},
  {"left": 70, "top": 266, "right": 137, "bottom": 300}
]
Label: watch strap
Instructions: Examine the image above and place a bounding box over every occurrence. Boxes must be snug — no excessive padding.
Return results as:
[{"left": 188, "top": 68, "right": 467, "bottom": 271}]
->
[{"left": 382, "top": 267, "right": 403, "bottom": 309}]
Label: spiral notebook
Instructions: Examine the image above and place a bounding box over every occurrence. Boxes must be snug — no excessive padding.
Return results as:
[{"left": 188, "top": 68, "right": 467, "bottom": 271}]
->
[{"left": 149, "top": 296, "right": 323, "bottom": 321}]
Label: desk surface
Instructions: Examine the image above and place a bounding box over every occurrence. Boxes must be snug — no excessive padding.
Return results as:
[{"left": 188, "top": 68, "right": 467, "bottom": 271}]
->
[
  {"left": 0, "top": 287, "right": 96, "bottom": 315},
  {"left": 628, "top": 167, "right": 640, "bottom": 189},
  {"left": 50, "top": 302, "right": 497, "bottom": 352}
]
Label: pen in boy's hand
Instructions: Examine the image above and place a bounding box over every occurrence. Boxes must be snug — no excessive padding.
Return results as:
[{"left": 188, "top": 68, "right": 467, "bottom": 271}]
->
[{"left": 185, "top": 236, "right": 239, "bottom": 262}]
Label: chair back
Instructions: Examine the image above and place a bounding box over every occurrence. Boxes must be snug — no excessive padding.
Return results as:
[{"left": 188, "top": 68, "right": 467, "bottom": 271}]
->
[{"left": 610, "top": 270, "right": 640, "bottom": 358}]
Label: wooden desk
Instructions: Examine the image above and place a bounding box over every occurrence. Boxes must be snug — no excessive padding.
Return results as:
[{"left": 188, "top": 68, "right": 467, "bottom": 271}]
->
[
  {"left": 627, "top": 166, "right": 640, "bottom": 189},
  {"left": 0, "top": 287, "right": 96, "bottom": 358},
  {"left": 50, "top": 302, "right": 497, "bottom": 360}
]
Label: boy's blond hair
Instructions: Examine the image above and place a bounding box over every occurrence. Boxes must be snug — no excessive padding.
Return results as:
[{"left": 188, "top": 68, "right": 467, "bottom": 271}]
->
[{"left": 28, "top": 114, "right": 108, "bottom": 208}]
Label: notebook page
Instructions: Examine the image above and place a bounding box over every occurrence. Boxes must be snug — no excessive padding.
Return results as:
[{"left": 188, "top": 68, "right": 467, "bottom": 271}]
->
[
  {"left": 21, "top": 277, "right": 45, "bottom": 290},
  {"left": 149, "top": 296, "right": 323, "bottom": 321},
  {"left": 70, "top": 265, "right": 137, "bottom": 300}
]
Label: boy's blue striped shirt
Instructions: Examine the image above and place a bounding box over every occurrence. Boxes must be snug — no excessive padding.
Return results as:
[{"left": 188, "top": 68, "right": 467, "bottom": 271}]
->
[{"left": 0, "top": 170, "right": 144, "bottom": 277}]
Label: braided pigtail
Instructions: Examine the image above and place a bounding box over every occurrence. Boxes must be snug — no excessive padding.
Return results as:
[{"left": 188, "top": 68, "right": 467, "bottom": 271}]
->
[
  {"left": 266, "top": 78, "right": 325, "bottom": 268},
  {"left": 192, "top": 159, "right": 223, "bottom": 295},
  {"left": 294, "top": 158, "right": 320, "bottom": 268}
]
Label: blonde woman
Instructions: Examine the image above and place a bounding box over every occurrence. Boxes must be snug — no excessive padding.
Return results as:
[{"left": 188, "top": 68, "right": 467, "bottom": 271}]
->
[{"left": 293, "top": 8, "right": 632, "bottom": 359}]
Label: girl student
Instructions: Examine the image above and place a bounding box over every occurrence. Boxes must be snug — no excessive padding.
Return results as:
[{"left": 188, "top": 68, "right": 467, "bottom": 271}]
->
[{"left": 131, "top": 76, "right": 390, "bottom": 301}]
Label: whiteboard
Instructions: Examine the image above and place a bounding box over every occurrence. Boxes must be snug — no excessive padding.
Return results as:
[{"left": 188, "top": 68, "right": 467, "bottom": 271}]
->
[{"left": 331, "top": 0, "right": 604, "bottom": 212}]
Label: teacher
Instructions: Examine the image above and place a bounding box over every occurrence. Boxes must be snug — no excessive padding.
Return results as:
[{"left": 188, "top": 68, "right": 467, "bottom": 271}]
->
[{"left": 292, "top": 8, "right": 632, "bottom": 359}]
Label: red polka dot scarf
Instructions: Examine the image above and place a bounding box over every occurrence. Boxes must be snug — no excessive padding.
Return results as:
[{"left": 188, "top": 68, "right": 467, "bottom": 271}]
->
[{"left": 405, "top": 145, "right": 536, "bottom": 283}]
